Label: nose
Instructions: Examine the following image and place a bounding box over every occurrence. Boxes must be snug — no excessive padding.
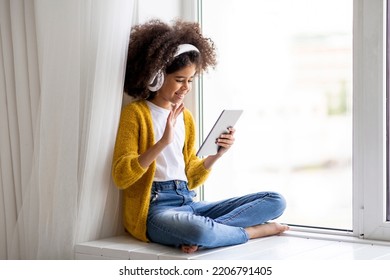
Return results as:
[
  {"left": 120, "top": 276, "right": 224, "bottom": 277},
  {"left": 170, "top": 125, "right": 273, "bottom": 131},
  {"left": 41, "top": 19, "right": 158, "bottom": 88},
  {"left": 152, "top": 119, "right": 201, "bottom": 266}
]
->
[{"left": 182, "top": 81, "right": 191, "bottom": 91}]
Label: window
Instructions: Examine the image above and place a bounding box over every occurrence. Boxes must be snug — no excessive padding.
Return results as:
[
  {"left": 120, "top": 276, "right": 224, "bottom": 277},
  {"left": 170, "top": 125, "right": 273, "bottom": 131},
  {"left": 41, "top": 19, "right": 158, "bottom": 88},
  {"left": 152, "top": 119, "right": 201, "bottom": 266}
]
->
[
  {"left": 200, "top": 0, "right": 353, "bottom": 230},
  {"left": 353, "top": 0, "right": 390, "bottom": 241}
]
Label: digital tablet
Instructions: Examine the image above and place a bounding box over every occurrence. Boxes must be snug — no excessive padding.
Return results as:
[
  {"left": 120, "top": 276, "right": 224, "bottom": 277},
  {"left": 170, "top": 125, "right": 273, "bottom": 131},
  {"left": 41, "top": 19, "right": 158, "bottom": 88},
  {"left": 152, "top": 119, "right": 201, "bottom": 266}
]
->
[{"left": 196, "top": 109, "right": 243, "bottom": 157}]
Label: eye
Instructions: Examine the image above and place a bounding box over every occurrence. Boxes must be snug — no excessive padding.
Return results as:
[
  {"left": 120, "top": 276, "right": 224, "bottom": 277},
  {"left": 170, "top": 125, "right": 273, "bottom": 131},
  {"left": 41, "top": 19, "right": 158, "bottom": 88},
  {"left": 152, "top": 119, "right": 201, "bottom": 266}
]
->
[{"left": 176, "top": 79, "right": 193, "bottom": 83}]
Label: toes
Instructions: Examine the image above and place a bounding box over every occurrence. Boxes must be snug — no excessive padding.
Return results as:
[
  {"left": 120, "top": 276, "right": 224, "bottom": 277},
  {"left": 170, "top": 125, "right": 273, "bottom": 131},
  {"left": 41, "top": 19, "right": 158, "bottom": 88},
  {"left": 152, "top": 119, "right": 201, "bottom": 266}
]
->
[{"left": 181, "top": 245, "right": 198, "bottom": 254}]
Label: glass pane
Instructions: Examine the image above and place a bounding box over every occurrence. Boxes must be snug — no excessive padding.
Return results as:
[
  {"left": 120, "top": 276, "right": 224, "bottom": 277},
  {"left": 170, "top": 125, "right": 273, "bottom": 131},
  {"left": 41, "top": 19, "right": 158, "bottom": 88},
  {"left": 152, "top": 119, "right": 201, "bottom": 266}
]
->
[{"left": 201, "top": 0, "right": 353, "bottom": 230}]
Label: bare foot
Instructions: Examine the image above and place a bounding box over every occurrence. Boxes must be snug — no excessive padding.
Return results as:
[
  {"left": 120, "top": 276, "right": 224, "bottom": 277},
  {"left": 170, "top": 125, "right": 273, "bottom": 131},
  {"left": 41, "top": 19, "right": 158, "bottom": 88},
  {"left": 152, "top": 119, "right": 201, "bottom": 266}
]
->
[
  {"left": 245, "top": 222, "right": 289, "bottom": 239},
  {"left": 181, "top": 245, "right": 199, "bottom": 254}
]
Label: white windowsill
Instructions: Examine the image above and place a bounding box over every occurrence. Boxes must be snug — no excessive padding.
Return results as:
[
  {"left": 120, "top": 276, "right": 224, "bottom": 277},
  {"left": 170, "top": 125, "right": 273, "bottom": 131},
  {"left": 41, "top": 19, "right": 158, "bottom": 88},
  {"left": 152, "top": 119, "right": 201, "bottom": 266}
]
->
[{"left": 74, "top": 226, "right": 390, "bottom": 260}]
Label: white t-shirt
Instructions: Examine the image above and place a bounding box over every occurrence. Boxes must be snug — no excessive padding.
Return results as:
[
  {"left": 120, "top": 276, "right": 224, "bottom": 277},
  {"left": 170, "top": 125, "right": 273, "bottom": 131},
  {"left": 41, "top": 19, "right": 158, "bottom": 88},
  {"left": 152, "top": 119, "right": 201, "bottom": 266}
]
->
[{"left": 146, "top": 101, "right": 187, "bottom": 182}]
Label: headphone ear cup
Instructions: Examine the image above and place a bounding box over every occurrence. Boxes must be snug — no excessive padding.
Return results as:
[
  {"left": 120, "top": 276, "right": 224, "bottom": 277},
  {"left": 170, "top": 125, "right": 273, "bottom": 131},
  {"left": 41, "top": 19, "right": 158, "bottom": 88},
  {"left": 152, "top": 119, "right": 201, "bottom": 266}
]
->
[{"left": 148, "top": 70, "right": 164, "bottom": 92}]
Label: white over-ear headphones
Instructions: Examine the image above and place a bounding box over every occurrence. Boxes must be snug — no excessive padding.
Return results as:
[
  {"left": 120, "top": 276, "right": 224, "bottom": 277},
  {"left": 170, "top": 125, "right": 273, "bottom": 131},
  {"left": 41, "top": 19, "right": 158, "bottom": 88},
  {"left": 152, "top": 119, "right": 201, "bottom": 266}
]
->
[
  {"left": 147, "top": 70, "right": 164, "bottom": 92},
  {"left": 148, "top": 44, "right": 200, "bottom": 92}
]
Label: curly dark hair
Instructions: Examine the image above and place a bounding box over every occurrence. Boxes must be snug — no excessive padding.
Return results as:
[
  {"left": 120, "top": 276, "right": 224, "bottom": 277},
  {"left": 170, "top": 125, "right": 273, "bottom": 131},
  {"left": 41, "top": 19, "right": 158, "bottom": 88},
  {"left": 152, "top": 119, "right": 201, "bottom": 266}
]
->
[{"left": 124, "top": 19, "right": 217, "bottom": 99}]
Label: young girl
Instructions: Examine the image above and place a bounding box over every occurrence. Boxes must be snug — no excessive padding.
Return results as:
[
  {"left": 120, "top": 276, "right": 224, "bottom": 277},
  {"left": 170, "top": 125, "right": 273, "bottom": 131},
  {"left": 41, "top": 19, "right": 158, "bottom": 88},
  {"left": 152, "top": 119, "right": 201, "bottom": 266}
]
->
[{"left": 112, "top": 19, "right": 288, "bottom": 253}]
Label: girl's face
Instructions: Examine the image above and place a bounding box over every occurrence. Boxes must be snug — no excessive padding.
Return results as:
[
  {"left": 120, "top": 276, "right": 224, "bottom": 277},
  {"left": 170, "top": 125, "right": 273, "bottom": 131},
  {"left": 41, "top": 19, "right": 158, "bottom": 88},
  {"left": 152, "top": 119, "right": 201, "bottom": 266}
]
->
[{"left": 152, "top": 64, "right": 197, "bottom": 109}]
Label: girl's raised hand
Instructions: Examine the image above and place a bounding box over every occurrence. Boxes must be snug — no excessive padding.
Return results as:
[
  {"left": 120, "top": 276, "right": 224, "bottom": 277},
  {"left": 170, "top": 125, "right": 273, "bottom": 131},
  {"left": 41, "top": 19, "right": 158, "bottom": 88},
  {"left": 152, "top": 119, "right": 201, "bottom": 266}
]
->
[
  {"left": 138, "top": 103, "right": 184, "bottom": 169},
  {"left": 160, "top": 103, "right": 185, "bottom": 146}
]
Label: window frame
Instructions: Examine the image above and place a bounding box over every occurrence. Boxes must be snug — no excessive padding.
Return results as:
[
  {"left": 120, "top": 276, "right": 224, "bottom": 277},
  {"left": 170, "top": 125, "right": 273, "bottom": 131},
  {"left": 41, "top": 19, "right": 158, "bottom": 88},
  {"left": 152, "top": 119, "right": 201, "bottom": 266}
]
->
[
  {"left": 186, "top": 0, "right": 390, "bottom": 241},
  {"left": 353, "top": 0, "right": 390, "bottom": 241}
]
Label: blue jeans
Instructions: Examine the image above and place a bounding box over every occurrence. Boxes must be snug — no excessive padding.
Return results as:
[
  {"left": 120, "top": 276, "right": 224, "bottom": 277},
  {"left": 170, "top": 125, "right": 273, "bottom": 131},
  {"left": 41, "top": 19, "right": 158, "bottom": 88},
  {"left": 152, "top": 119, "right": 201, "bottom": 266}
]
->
[{"left": 146, "top": 180, "right": 286, "bottom": 249}]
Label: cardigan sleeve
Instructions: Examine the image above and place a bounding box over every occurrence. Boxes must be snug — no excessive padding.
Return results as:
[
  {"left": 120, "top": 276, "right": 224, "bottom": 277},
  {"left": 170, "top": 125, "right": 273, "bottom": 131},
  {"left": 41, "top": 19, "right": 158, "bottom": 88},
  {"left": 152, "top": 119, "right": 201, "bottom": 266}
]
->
[{"left": 111, "top": 102, "right": 149, "bottom": 190}]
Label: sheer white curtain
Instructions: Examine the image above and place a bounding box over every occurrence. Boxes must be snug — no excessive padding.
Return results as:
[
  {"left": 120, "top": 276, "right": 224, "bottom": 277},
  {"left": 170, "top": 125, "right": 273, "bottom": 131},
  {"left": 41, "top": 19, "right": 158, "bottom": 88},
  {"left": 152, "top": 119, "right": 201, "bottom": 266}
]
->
[{"left": 0, "top": 0, "right": 135, "bottom": 259}]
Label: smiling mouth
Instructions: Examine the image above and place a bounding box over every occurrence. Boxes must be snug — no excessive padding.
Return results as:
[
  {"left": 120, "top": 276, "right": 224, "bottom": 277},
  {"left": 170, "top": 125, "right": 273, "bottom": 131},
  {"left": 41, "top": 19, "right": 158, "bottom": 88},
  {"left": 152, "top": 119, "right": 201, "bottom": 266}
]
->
[{"left": 175, "top": 92, "right": 185, "bottom": 98}]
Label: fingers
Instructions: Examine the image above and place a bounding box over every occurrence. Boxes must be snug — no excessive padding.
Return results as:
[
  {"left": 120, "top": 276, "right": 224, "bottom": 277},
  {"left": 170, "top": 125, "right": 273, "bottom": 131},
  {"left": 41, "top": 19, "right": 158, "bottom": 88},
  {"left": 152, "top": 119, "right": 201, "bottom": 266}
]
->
[
  {"left": 174, "top": 103, "right": 185, "bottom": 117},
  {"left": 161, "top": 103, "right": 185, "bottom": 146},
  {"left": 227, "top": 126, "right": 236, "bottom": 135},
  {"left": 167, "top": 103, "right": 185, "bottom": 126},
  {"left": 171, "top": 103, "right": 185, "bottom": 118},
  {"left": 216, "top": 127, "right": 235, "bottom": 148}
]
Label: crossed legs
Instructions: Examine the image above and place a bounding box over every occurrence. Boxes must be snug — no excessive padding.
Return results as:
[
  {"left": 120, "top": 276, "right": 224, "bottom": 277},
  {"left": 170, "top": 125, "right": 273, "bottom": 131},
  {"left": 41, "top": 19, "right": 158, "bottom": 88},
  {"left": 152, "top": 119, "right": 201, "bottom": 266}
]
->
[{"left": 147, "top": 191, "right": 288, "bottom": 253}]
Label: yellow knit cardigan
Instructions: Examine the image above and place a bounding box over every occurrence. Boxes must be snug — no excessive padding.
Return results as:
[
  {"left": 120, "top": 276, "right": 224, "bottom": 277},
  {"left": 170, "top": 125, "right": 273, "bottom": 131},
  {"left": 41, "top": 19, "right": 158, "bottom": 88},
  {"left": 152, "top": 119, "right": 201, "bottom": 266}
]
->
[{"left": 111, "top": 100, "right": 211, "bottom": 242}]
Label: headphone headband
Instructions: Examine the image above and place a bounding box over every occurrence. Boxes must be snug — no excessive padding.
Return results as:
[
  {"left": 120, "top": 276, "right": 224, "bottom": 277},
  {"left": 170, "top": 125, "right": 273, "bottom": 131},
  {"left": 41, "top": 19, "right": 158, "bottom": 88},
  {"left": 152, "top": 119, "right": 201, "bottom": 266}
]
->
[{"left": 174, "top": 44, "right": 200, "bottom": 57}]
